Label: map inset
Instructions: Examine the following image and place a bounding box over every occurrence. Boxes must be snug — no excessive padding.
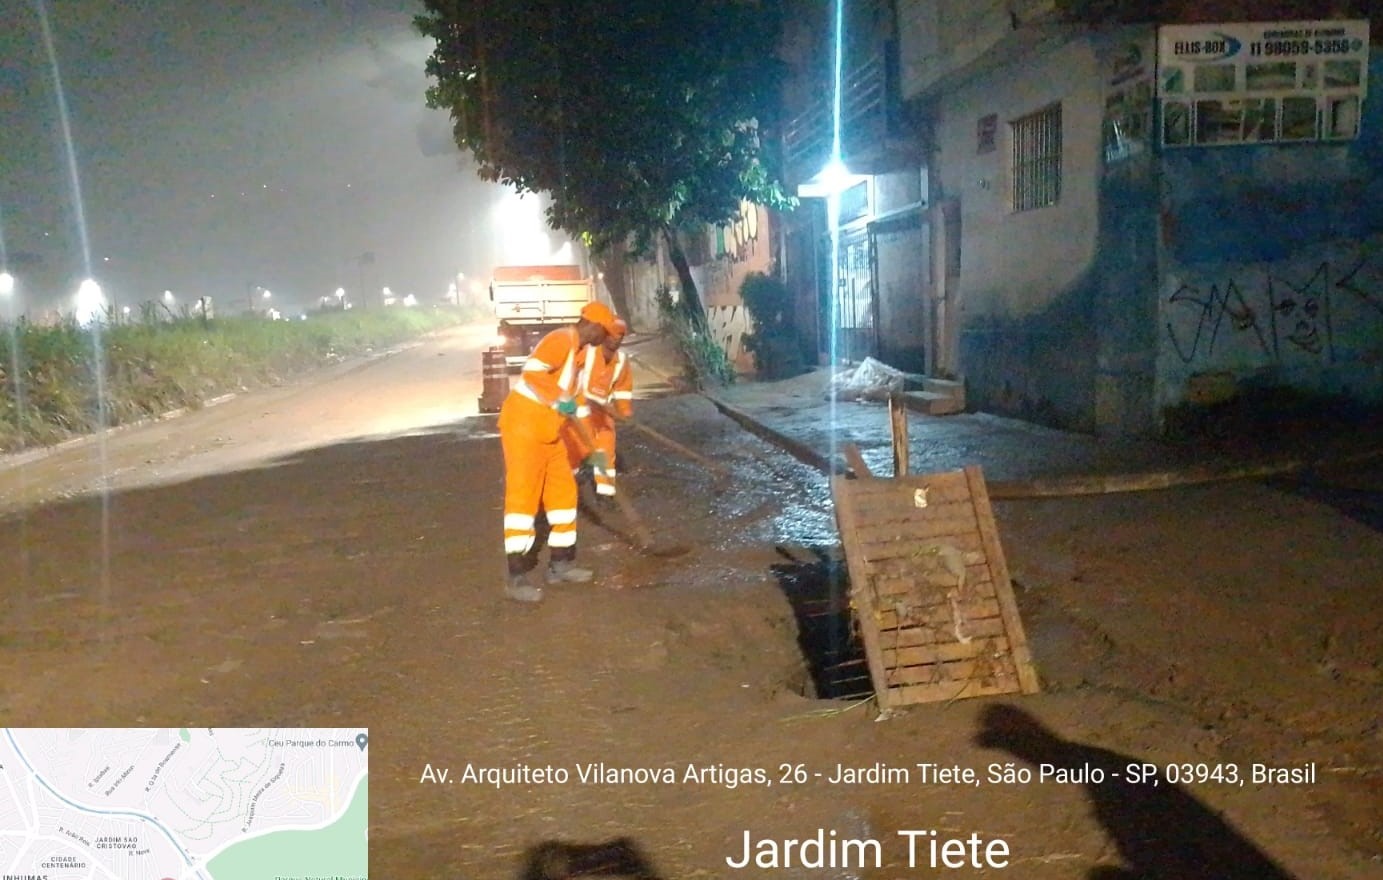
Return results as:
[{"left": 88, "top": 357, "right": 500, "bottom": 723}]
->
[{"left": 0, "top": 728, "right": 367, "bottom": 880}]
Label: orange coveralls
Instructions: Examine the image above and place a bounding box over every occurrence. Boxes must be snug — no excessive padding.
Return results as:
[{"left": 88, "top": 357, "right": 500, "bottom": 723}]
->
[
  {"left": 565, "top": 346, "right": 634, "bottom": 496},
  {"left": 498, "top": 326, "right": 587, "bottom": 560}
]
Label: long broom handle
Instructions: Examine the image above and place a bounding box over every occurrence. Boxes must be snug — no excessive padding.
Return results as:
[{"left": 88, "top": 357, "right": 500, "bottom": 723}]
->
[
  {"left": 587, "top": 402, "right": 729, "bottom": 480},
  {"left": 627, "top": 420, "right": 729, "bottom": 480}
]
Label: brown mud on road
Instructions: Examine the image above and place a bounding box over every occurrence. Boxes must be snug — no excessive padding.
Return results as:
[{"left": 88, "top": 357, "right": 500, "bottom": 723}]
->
[{"left": 0, "top": 327, "right": 1379, "bottom": 878}]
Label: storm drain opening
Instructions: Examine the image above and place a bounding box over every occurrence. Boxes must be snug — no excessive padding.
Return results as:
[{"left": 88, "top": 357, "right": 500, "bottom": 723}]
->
[{"left": 771, "top": 546, "right": 874, "bottom": 701}]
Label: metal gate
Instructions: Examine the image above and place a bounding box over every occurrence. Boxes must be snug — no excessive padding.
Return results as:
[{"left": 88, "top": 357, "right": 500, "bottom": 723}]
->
[{"left": 820, "top": 228, "right": 877, "bottom": 364}]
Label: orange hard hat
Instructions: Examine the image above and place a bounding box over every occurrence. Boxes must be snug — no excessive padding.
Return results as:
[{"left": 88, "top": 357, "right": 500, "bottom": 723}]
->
[{"left": 579, "top": 301, "right": 619, "bottom": 335}]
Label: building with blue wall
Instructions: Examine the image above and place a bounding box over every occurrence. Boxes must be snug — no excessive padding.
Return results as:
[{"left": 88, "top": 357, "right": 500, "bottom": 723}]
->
[{"left": 891, "top": 1, "right": 1381, "bottom": 435}]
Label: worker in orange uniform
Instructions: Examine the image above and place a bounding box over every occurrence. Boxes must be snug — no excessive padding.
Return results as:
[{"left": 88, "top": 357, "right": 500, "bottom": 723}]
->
[
  {"left": 498, "top": 301, "right": 619, "bottom": 602},
  {"left": 574, "top": 317, "right": 634, "bottom": 500}
]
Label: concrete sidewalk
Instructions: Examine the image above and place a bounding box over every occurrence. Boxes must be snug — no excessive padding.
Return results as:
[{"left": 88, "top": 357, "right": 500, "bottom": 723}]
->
[{"left": 623, "top": 331, "right": 1383, "bottom": 499}]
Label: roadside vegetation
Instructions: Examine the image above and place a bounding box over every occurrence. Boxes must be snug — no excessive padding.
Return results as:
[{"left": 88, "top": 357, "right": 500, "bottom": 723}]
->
[
  {"left": 654, "top": 287, "right": 735, "bottom": 389},
  {"left": 0, "top": 308, "right": 463, "bottom": 453},
  {"left": 739, "top": 272, "right": 806, "bottom": 380}
]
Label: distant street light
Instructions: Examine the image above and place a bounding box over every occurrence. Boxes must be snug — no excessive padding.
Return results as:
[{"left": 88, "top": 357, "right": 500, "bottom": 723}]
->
[
  {"left": 163, "top": 289, "right": 175, "bottom": 303},
  {"left": 0, "top": 271, "right": 16, "bottom": 323},
  {"left": 1, "top": 270, "right": 23, "bottom": 445},
  {"left": 262, "top": 289, "right": 272, "bottom": 300},
  {"left": 75, "top": 278, "right": 106, "bottom": 326}
]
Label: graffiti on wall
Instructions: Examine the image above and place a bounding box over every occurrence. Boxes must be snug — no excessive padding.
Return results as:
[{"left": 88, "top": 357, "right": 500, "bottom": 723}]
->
[
  {"left": 1165, "top": 252, "right": 1383, "bottom": 365},
  {"left": 707, "top": 303, "right": 753, "bottom": 369},
  {"left": 715, "top": 201, "right": 762, "bottom": 264}
]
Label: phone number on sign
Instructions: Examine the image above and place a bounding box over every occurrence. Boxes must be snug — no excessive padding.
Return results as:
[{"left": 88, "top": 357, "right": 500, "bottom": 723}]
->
[{"left": 1254, "top": 38, "right": 1356, "bottom": 57}]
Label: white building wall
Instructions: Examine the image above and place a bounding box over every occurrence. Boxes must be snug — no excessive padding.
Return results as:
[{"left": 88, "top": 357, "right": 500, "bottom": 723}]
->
[
  {"left": 897, "top": 0, "right": 1059, "bottom": 100},
  {"left": 933, "top": 36, "right": 1103, "bottom": 319}
]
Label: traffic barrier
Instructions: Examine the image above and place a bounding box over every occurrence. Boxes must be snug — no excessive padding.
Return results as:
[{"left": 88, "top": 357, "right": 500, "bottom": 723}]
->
[{"left": 478, "top": 346, "right": 510, "bottom": 413}]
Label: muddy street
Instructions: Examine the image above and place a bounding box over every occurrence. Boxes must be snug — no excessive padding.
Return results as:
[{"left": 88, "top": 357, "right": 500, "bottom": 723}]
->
[{"left": 0, "top": 325, "right": 1379, "bottom": 879}]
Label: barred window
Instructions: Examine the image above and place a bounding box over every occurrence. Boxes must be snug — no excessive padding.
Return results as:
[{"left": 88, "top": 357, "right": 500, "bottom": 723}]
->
[{"left": 1011, "top": 103, "right": 1062, "bottom": 212}]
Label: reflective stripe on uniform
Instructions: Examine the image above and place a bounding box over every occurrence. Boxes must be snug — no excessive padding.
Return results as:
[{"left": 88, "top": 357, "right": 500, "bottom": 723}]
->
[
  {"left": 575, "top": 405, "right": 592, "bottom": 418},
  {"left": 513, "top": 328, "right": 580, "bottom": 407},
  {"left": 579, "top": 346, "right": 598, "bottom": 395},
  {"left": 504, "top": 513, "right": 535, "bottom": 530},
  {"left": 547, "top": 530, "right": 576, "bottom": 547},
  {"left": 512, "top": 378, "right": 545, "bottom": 405},
  {"left": 505, "top": 534, "right": 536, "bottom": 554},
  {"left": 595, "top": 483, "right": 616, "bottom": 496},
  {"left": 611, "top": 391, "right": 633, "bottom": 400},
  {"left": 546, "top": 507, "right": 577, "bottom": 526},
  {"left": 579, "top": 344, "right": 616, "bottom": 404},
  {"left": 556, "top": 329, "right": 579, "bottom": 395}
]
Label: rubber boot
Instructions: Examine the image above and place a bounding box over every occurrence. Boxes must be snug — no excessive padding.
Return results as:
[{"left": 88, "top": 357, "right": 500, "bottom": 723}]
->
[
  {"left": 505, "top": 553, "right": 543, "bottom": 603},
  {"left": 547, "top": 548, "right": 593, "bottom": 584}
]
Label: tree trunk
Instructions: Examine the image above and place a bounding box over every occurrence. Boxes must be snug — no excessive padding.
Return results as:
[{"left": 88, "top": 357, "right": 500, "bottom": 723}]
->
[
  {"left": 594, "top": 245, "right": 634, "bottom": 330},
  {"left": 661, "top": 226, "right": 707, "bottom": 333}
]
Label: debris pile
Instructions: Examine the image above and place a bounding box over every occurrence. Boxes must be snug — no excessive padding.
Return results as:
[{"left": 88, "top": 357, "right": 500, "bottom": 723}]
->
[{"left": 828, "top": 357, "right": 907, "bottom": 402}]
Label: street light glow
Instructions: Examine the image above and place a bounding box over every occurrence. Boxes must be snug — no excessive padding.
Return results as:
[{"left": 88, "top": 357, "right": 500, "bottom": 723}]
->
[
  {"left": 0, "top": 272, "right": 14, "bottom": 296},
  {"left": 75, "top": 278, "right": 106, "bottom": 326},
  {"left": 797, "top": 157, "right": 865, "bottom": 198}
]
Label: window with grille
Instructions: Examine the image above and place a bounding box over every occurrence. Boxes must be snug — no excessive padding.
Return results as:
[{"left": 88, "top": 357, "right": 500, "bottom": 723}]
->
[{"left": 1010, "top": 103, "right": 1062, "bottom": 212}]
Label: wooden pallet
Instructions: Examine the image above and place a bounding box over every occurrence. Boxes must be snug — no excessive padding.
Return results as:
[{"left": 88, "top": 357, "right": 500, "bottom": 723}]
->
[{"left": 831, "top": 464, "right": 1040, "bottom": 708}]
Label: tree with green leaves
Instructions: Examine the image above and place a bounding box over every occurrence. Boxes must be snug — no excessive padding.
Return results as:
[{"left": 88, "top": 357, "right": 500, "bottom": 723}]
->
[{"left": 415, "top": 0, "right": 793, "bottom": 327}]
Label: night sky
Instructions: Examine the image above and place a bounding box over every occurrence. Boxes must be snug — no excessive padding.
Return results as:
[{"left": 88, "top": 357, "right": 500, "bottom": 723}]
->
[{"left": 0, "top": 0, "right": 571, "bottom": 316}]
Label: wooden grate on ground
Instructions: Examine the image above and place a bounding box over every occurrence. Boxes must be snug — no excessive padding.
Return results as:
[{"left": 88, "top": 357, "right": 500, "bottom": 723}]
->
[{"left": 831, "top": 465, "right": 1040, "bottom": 708}]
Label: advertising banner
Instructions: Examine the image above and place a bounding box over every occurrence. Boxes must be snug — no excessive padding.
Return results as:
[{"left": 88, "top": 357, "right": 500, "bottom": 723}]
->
[{"left": 1156, "top": 20, "right": 1369, "bottom": 147}]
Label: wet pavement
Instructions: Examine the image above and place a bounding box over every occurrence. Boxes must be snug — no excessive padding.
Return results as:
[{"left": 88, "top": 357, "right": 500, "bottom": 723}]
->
[{"left": 623, "top": 332, "right": 1383, "bottom": 502}]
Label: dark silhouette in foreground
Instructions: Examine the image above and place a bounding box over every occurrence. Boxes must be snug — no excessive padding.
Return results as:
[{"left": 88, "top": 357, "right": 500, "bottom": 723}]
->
[
  {"left": 519, "top": 837, "right": 664, "bottom": 879},
  {"left": 974, "top": 704, "right": 1298, "bottom": 880}
]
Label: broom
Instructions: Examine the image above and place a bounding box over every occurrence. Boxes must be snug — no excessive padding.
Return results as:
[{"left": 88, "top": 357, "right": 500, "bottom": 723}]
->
[{"left": 566, "top": 413, "right": 689, "bottom": 558}]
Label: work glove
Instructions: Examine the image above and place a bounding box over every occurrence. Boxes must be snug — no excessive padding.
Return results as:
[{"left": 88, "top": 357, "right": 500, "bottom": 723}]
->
[
  {"left": 555, "top": 396, "right": 577, "bottom": 417},
  {"left": 588, "top": 451, "right": 610, "bottom": 473}
]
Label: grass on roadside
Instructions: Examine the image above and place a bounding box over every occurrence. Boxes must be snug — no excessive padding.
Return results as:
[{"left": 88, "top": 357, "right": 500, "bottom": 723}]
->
[{"left": 0, "top": 307, "right": 464, "bottom": 452}]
